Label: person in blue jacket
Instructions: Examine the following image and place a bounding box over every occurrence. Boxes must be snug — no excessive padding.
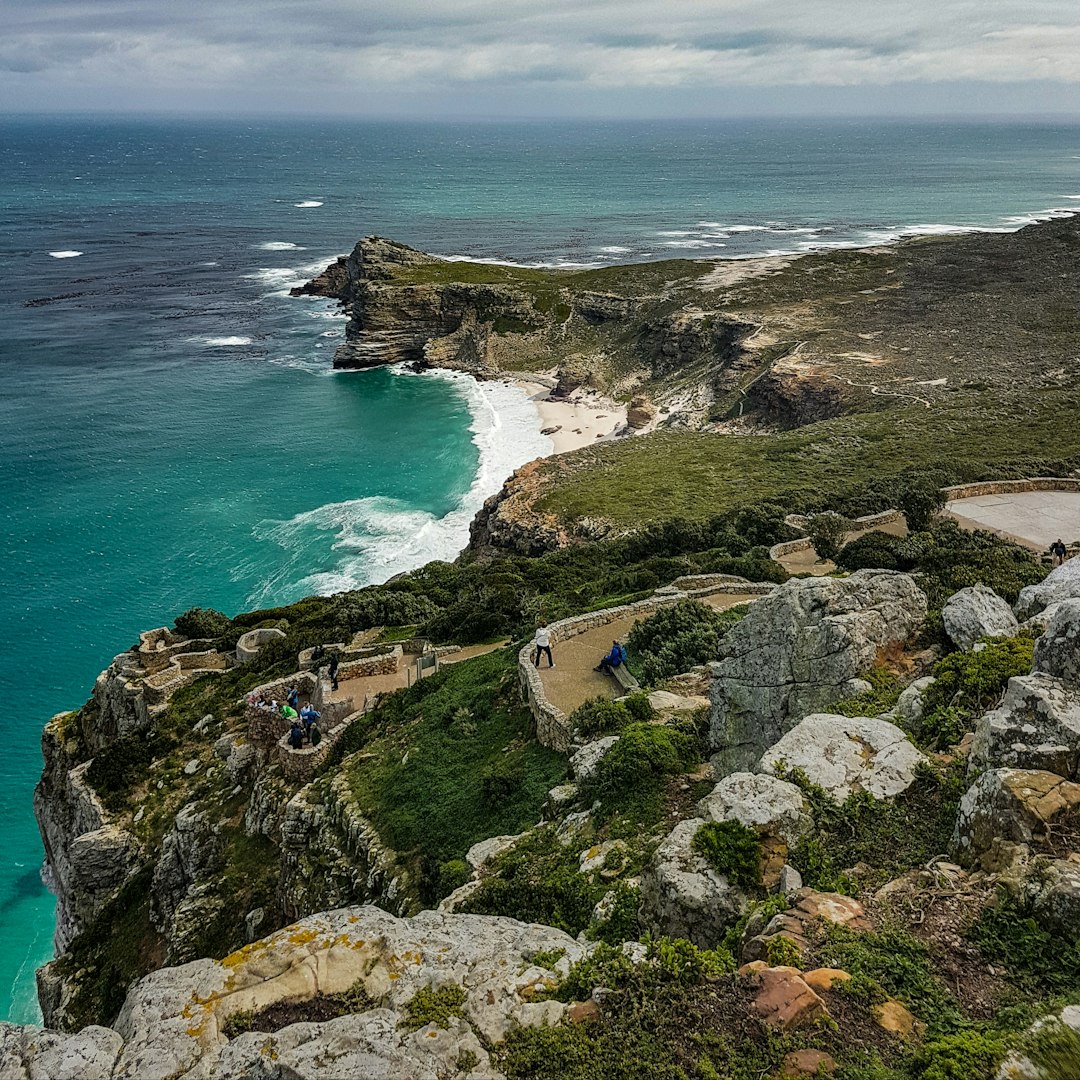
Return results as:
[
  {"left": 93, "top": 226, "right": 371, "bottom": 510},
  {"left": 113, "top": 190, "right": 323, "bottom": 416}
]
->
[{"left": 594, "top": 640, "right": 627, "bottom": 675}]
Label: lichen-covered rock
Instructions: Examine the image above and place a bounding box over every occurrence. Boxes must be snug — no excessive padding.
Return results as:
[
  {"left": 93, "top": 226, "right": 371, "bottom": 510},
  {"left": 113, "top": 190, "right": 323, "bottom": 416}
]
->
[
  {"left": 1032, "top": 598, "right": 1080, "bottom": 690},
  {"left": 742, "top": 889, "right": 871, "bottom": 964},
  {"left": 639, "top": 818, "right": 749, "bottom": 947},
  {"left": 941, "top": 584, "right": 1019, "bottom": 651},
  {"left": 1016, "top": 558, "right": 1080, "bottom": 620},
  {"left": 570, "top": 736, "right": 619, "bottom": 782},
  {"left": 997, "top": 1004, "right": 1080, "bottom": 1080},
  {"left": 697, "top": 772, "right": 812, "bottom": 848},
  {"left": 214, "top": 1013, "right": 494, "bottom": 1080},
  {"left": 950, "top": 768, "right": 1080, "bottom": 868},
  {"left": 12, "top": 907, "right": 590, "bottom": 1080},
  {"left": 1024, "top": 858, "right": 1080, "bottom": 938},
  {"left": 757, "top": 714, "right": 927, "bottom": 801},
  {"left": 0, "top": 1023, "right": 122, "bottom": 1080},
  {"left": 709, "top": 570, "right": 927, "bottom": 775},
  {"left": 969, "top": 673, "right": 1080, "bottom": 780},
  {"left": 895, "top": 676, "right": 935, "bottom": 728}
]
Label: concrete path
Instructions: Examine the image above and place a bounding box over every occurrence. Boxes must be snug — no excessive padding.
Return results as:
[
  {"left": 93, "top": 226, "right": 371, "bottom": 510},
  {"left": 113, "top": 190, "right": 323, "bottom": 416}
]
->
[
  {"left": 537, "top": 592, "right": 760, "bottom": 717},
  {"left": 944, "top": 491, "right": 1080, "bottom": 551},
  {"left": 777, "top": 517, "right": 909, "bottom": 577}
]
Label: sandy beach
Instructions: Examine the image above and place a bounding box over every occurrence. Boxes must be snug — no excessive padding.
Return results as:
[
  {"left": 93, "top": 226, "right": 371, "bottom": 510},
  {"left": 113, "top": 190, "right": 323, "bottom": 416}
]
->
[{"left": 509, "top": 372, "right": 627, "bottom": 455}]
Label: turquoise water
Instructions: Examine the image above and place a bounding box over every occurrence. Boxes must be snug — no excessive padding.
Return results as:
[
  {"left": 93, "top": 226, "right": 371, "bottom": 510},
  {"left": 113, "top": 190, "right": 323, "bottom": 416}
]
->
[{"left": 1, "top": 116, "right": 1079, "bottom": 1024}]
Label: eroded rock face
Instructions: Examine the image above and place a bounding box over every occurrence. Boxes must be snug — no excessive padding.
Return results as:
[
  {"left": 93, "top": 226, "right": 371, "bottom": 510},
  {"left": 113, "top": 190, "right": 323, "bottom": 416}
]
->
[
  {"left": 1032, "top": 598, "right": 1080, "bottom": 690},
  {"left": 8, "top": 907, "right": 589, "bottom": 1080},
  {"left": 741, "top": 889, "right": 870, "bottom": 965},
  {"left": 639, "top": 818, "right": 749, "bottom": 947},
  {"left": 757, "top": 714, "right": 927, "bottom": 802},
  {"left": 709, "top": 571, "right": 927, "bottom": 775},
  {"left": 951, "top": 768, "right": 1080, "bottom": 868},
  {"left": 969, "top": 673, "right": 1080, "bottom": 780},
  {"left": 1016, "top": 558, "right": 1080, "bottom": 620},
  {"left": 941, "top": 584, "right": 1018, "bottom": 651},
  {"left": 696, "top": 772, "right": 811, "bottom": 848},
  {"left": 1025, "top": 858, "right": 1080, "bottom": 938}
]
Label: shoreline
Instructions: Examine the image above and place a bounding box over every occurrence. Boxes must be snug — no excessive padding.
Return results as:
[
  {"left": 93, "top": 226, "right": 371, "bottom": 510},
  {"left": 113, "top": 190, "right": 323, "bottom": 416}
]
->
[{"left": 505, "top": 370, "right": 628, "bottom": 455}]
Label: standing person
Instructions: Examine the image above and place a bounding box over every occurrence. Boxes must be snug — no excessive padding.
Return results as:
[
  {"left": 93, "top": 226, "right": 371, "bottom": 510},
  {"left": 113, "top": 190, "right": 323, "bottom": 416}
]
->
[
  {"left": 287, "top": 721, "right": 305, "bottom": 750},
  {"left": 286, "top": 685, "right": 300, "bottom": 713},
  {"left": 309, "top": 720, "right": 322, "bottom": 748},
  {"left": 594, "top": 640, "right": 627, "bottom": 675},
  {"left": 533, "top": 625, "right": 554, "bottom": 668},
  {"left": 1051, "top": 538, "right": 1068, "bottom": 567},
  {"left": 300, "top": 703, "right": 320, "bottom": 734},
  {"left": 329, "top": 651, "right": 340, "bottom": 691}
]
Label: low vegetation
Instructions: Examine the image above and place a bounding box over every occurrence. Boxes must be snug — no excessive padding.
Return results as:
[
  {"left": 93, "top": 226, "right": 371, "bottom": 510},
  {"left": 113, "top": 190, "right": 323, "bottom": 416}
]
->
[{"left": 626, "top": 599, "right": 744, "bottom": 686}]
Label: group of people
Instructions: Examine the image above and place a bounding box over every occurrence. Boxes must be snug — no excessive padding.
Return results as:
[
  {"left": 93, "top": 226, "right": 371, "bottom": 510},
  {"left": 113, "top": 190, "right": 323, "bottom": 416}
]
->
[
  {"left": 532, "top": 626, "right": 628, "bottom": 675},
  {"left": 246, "top": 686, "right": 323, "bottom": 750}
]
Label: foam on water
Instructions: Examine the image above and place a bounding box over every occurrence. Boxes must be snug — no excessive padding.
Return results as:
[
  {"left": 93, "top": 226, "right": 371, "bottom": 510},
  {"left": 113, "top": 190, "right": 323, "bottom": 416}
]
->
[
  {"left": 252, "top": 369, "right": 552, "bottom": 599},
  {"left": 47, "top": 250, "right": 82, "bottom": 258},
  {"left": 294, "top": 200, "right": 323, "bottom": 207},
  {"left": 194, "top": 335, "right": 254, "bottom": 347},
  {"left": 258, "top": 241, "right": 305, "bottom": 251}
]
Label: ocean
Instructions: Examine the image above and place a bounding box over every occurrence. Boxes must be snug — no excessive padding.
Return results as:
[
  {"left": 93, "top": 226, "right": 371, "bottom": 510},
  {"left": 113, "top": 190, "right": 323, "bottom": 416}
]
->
[{"left": 1, "top": 115, "right": 1078, "bottom": 1023}]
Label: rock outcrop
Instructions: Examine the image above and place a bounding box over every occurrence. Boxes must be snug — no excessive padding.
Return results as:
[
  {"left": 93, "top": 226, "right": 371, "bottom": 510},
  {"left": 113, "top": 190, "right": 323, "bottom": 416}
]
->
[
  {"left": 639, "top": 818, "right": 750, "bottom": 946},
  {"left": 4, "top": 906, "right": 589, "bottom": 1080},
  {"left": 709, "top": 571, "right": 927, "bottom": 775},
  {"left": 757, "top": 714, "right": 927, "bottom": 801},
  {"left": 1016, "top": 558, "right": 1080, "bottom": 620},
  {"left": 697, "top": 772, "right": 812, "bottom": 848},
  {"left": 941, "top": 584, "right": 1018, "bottom": 651},
  {"left": 1032, "top": 597, "right": 1080, "bottom": 689}
]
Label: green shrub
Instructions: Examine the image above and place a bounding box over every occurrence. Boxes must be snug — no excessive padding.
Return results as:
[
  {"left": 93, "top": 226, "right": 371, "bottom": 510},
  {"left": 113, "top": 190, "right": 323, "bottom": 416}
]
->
[
  {"left": 174, "top": 606, "right": 234, "bottom": 640},
  {"left": 1024, "top": 1020, "right": 1080, "bottom": 1079},
  {"left": 402, "top": 984, "right": 467, "bottom": 1031},
  {"left": 571, "top": 698, "right": 633, "bottom": 737},
  {"left": 911, "top": 1032, "right": 1010, "bottom": 1080},
  {"left": 831, "top": 667, "right": 902, "bottom": 718},
  {"left": 691, "top": 821, "right": 762, "bottom": 890},
  {"left": 626, "top": 599, "right": 742, "bottom": 687},
  {"left": 222, "top": 1010, "right": 255, "bottom": 1039},
  {"left": 897, "top": 478, "right": 947, "bottom": 533},
  {"left": 481, "top": 757, "right": 526, "bottom": 806},
  {"left": 589, "top": 724, "right": 696, "bottom": 802},
  {"left": 588, "top": 882, "right": 642, "bottom": 945},
  {"left": 436, "top": 859, "right": 472, "bottom": 898},
  {"left": 808, "top": 511, "right": 853, "bottom": 560},
  {"left": 911, "top": 635, "right": 1034, "bottom": 750},
  {"left": 764, "top": 936, "right": 802, "bottom": 968},
  {"left": 646, "top": 936, "right": 735, "bottom": 982}
]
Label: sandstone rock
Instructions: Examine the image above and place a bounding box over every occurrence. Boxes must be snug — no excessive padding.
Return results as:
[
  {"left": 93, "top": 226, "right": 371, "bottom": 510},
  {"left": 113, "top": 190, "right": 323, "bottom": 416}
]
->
[
  {"left": 895, "top": 676, "right": 936, "bottom": 728},
  {"left": 639, "top": 818, "right": 750, "bottom": 947},
  {"left": 873, "top": 999, "right": 925, "bottom": 1040},
  {"left": 803, "top": 968, "right": 851, "bottom": 991},
  {"left": 567, "top": 1000, "right": 602, "bottom": 1024},
  {"left": 626, "top": 394, "right": 658, "bottom": 429},
  {"left": 969, "top": 673, "right": 1080, "bottom": 779},
  {"left": 757, "top": 714, "right": 927, "bottom": 801},
  {"left": 942, "top": 584, "right": 1019, "bottom": 651},
  {"left": 1016, "top": 558, "right": 1080, "bottom": 620},
  {"left": 776, "top": 1048, "right": 839, "bottom": 1077},
  {"left": 647, "top": 690, "right": 710, "bottom": 713},
  {"left": 697, "top": 772, "right": 812, "bottom": 848},
  {"left": 1033, "top": 598, "right": 1080, "bottom": 690},
  {"left": 951, "top": 768, "right": 1080, "bottom": 867},
  {"left": 570, "top": 737, "right": 619, "bottom": 782},
  {"left": 749, "top": 966, "right": 829, "bottom": 1031},
  {"left": 710, "top": 570, "right": 927, "bottom": 775},
  {"left": 743, "top": 890, "right": 870, "bottom": 964}
]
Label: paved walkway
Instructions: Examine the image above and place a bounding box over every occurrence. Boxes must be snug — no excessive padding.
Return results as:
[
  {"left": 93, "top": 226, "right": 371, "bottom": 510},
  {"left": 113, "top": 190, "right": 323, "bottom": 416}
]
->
[
  {"left": 944, "top": 491, "right": 1080, "bottom": 552},
  {"left": 537, "top": 592, "right": 760, "bottom": 716},
  {"left": 777, "top": 517, "right": 909, "bottom": 577}
]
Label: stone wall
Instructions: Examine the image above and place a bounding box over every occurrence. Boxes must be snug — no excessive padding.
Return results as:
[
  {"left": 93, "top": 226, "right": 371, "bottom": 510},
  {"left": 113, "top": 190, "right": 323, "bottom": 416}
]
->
[
  {"left": 337, "top": 645, "right": 402, "bottom": 681},
  {"left": 235, "top": 627, "right": 287, "bottom": 664},
  {"left": 519, "top": 583, "right": 776, "bottom": 751},
  {"left": 941, "top": 476, "right": 1080, "bottom": 501},
  {"left": 769, "top": 508, "right": 905, "bottom": 562},
  {"left": 245, "top": 672, "right": 320, "bottom": 749}
]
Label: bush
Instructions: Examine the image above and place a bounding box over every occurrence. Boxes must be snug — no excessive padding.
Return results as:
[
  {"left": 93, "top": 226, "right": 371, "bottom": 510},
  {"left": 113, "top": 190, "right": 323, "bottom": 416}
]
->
[
  {"left": 436, "top": 859, "right": 472, "bottom": 898},
  {"left": 912, "top": 1032, "right": 1010, "bottom": 1080},
  {"left": 174, "top": 607, "right": 233, "bottom": 640},
  {"left": 481, "top": 757, "right": 526, "bottom": 806},
  {"left": 691, "top": 821, "right": 762, "bottom": 890},
  {"left": 807, "top": 511, "right": 853, "bottom": 560},
  {"left": 626, "top": 599, "right": 742, "bottom": 687},
  {"left": 590, "top": 724, "right": 696, "bottom": 801},
  {"left": 897, "top": 478, "right": 948, "bottom": 533},
  {"left": 402, "top": 984, "right": 467, "bottom": 1031}
]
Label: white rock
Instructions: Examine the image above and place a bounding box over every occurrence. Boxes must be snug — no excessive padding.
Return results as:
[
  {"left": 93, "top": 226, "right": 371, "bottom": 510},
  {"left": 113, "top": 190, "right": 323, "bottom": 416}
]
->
[
  {"left": 696, "top": 772, "right": 811, "bottom": 847},
  {"left": 570, "top": 737, "right": 619, "bottom": 782},
  {"left": 896, "top": 676, "right": 936, "bottom": 727},
  {"left": 579, "top": 839, "right": 627, "bottom": 875},
  {"left": 647, "top": 690, "right": 710, "bottom": 713},
  {"left": 757, "top": 714, "right": 927, "bottom": 801},
  {"left": 466, "top": 833, "right": 525, "bottom": 871},
  {"left": 183, "top": 759, "right": 200, "bottom": 776},
  {"left": 1033, "top": 598, "right": 1080, "bottom": 690},
  {"left": 941, "top": 584, "right": 1019, "bottom": 651},
  {"left": 778, "top": 865, "right": 803, "bottom": 895},
  {"left": 1016, "top": 558, "right": 1080, "bottom": 620},
  {"left": 0, "top": 1023, "right": 123, "bottom": 1080}
]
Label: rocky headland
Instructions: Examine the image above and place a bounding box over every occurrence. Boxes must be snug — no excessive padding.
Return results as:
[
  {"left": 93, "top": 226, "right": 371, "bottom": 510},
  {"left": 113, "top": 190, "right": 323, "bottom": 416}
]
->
[{"left": 11, "top": 218, "right": 1080, "bottom": 1078}]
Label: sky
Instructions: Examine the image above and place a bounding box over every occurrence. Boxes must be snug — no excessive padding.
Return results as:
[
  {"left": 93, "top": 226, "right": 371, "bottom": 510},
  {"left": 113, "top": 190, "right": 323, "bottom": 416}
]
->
[{"left": 2, "top": 0, "right": 1080, "bottom": 118}]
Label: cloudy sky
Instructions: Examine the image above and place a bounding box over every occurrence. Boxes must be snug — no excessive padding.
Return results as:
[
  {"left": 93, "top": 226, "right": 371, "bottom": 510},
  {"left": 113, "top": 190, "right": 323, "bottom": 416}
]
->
[{"left": 3, "top": 0, "right": 1080, "bottom": 117}]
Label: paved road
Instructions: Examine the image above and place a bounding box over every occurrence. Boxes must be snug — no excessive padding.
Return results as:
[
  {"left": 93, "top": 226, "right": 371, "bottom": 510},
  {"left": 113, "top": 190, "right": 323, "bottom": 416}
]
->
[{"left": 944, "top": 491, "right": 1080, "bottom": 550}]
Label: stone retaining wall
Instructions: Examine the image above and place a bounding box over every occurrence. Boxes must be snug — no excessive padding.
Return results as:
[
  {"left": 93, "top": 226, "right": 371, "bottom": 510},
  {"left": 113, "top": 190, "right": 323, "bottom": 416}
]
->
[
  {"left": 519, "top": 583, "right": 775, "bottom": 752},
  {"left": 769, "top": 508, "right": 905, "bottom": 562},
  {"left": 245, "top": 672, "right": 320, "bottom": 748},
  {"left": 941, "top": 477, "right": 1080, "bottom": 501},
  {"left": 141, "top": 650, "right": 233, "bottom": 706},
  {"left": 337, "top": 645, "right": 402, "bottom": 681},
  {"left": 137, "top": 628, "right": 215, "bottom": 676},
  {"left": 236, "top": 627, "right": 287, "bottom": 664}
]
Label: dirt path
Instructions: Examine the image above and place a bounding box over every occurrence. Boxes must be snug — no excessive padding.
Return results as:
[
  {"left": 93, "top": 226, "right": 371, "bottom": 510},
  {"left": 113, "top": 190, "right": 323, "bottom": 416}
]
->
[
  {"left": 777, "top": 517, "right": 909, "bottom": 577},
  {"left": 537, "top": 592, "right": 761, "bottom": 716}
]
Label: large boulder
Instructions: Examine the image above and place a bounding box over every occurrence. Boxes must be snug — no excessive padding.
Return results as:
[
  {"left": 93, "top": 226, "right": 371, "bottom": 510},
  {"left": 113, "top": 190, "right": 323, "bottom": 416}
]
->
[
  {"left": 950, "top": 768, "right": 1080, "bottom": 868},
  {"left": 1024, "top": 858, "right": 1080, "bottom": 938},
  {"left": 570, "top": 737, "right": 619, "bottom": 783},
  {"left": 639, "top": 818, "right": 750, "bottom": 947},
  {"left": 941, "top": 584, "right": 1018, "bottom": 651},
  {"left": 709, "top": 570, "right": 927, "bottom": 775},
  {"left": 697, "top": 772, "right": 812, "bottom": 848},
  {"left": 3, "top": 907, "right": 590, "bottom": 1080},
  {"left": 1016, "top": 558, "right": 1080, "bottom": 620},
  {"left": 969, "top": 673, "right": 1080, "bottom": 780},
  {"left": 757, "top": 714, "right": 927, "bottom": 801},
  {"left": 894, "top": 676, "right": 935, "bottom": 728},
  {"left": 1032, "top": 598, "right": 1080, "bottom": 690}
]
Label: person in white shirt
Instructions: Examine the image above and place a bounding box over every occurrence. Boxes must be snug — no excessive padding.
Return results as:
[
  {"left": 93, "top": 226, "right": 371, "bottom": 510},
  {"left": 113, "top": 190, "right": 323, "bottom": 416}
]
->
[{"left": 533, "top": 626, "right": 554, "bottom": 668}]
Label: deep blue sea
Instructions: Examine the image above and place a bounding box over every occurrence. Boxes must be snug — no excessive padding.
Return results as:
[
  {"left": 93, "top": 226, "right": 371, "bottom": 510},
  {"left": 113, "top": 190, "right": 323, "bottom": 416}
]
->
[{"left": 1, "top": 116, "right": 1078, "bottom": 1023}]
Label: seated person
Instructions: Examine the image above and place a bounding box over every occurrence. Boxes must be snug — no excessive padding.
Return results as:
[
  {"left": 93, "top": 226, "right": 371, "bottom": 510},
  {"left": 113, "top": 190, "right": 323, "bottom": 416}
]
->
[{"left": 594, "top": 639, "right": 627, "bottom": 674}]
